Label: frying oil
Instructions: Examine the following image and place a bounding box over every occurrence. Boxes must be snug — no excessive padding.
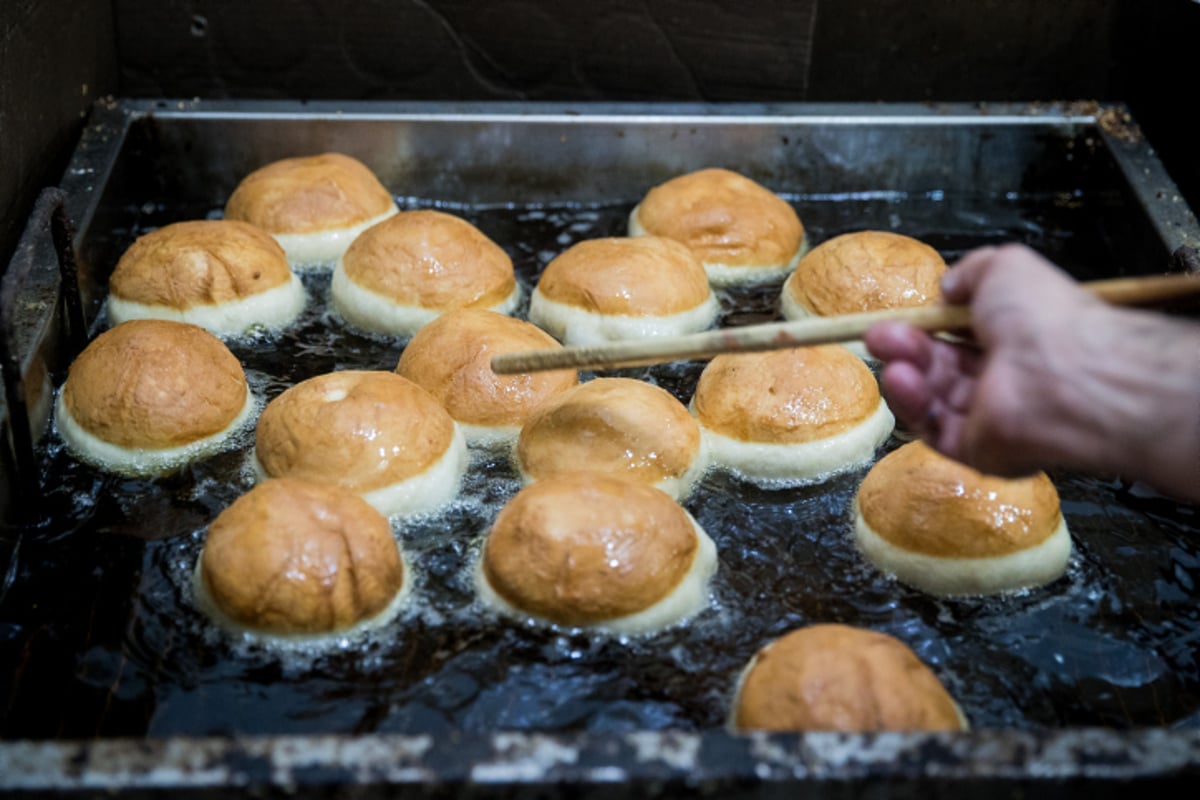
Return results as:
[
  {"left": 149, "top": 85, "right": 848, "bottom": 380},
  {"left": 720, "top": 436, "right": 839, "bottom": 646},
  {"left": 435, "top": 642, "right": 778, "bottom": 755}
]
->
[{"left": 4, "top": 191, "right": 1199, "bottom": 738}]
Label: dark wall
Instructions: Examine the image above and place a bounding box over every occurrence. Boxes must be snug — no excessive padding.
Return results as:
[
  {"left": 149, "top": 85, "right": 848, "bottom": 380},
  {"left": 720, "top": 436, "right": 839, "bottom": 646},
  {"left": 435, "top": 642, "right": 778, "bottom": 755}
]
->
[
  {"left": 0, "top": 0, "right": 117, "bottom": 272},
  {"left": 113, "top": 0, "right": 817, "bottom": 101},
  {"left": 111, "top": 0, "right": 1128, "bottom": 104},
  {"left": 804, "top": 0, "right": 1197, "bottom": 209},
  {"left": 106, "top": 0, "right": 1197, "bottom": 212},
  {"left": 1110, "top": 0, "right": 1200, "bottom": 224},
  {"left": 808, "top": 0, "right": 1119, "bottom": 101}
]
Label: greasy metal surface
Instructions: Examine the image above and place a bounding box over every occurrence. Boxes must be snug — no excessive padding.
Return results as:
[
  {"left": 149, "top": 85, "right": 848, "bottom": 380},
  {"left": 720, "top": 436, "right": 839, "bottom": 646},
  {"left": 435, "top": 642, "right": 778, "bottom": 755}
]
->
[
  {"left": 3, "top": 729, "right": 1199, "bottom": 793},
  {"left": 2, "top": 101, "right": 1200, "bottom": 794}
]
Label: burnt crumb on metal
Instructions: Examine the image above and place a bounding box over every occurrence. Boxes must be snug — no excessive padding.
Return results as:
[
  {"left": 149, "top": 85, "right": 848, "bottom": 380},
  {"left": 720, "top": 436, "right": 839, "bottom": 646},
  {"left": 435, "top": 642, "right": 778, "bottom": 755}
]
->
[
  {"left": 1016, "top": 100, "right": 1106, "bottom": 121},
  {"left": 1097, "top": 106, "right": 1143, "bottom": 144},
  {"left": 1060, "top": 100, "right": 1102, "bottom": 118},
  {"left": 470, "top": 733, "right": 580, "bottom": 783},
  {"left": 3, "top": 730, "right": 1200, "bottom": 793},
  {"left": 1170, "top": 244, "right": 1200, "bottom": 273},
  {"left": 66, "top": 745, "right": 88, "bottom": 774},
  {"left": 628, "top": 731, "right": 701, "bottom": 772}
]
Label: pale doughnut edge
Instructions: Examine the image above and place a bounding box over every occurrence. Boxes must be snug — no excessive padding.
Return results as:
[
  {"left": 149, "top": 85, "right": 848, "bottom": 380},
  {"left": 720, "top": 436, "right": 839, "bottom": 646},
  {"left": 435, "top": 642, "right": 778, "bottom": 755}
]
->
[
  {"left": 330, "top": 262, "right": 522, "bottom": 336},
  {"left": 473, "top": 513, "right": 718, "bottom": 636},
  {"left": 272, "top": 204, "right": 399, "bottom": 269},
  {"left": 527, "top": 286, "right": 720, "bottom": 345},
  {"left": 628, "top": 205, "right": 807, "bottom": 286},
  {"left": 778, "top": 291, "right": 873, "bottom": 361},
  {"left": 852, "top": 500, "right": 1073, "bottom": 597},
  {"left": 55, "top": 388, "right": 257, "bottom": 477},
  {"left": 106, "top": 273, "right": 307, "bottom": 337},
  {"left": 252, "top": 423, "right": 470, "bottom": 519},
  {"left": 457, "top": 421, "right": 523, "bottom": 449},
  {"left": 694, "top": 399, "right": 895, "bottom": 487},
  {"left": 513, "top": 435, "right": 711, "bottom": 502}
]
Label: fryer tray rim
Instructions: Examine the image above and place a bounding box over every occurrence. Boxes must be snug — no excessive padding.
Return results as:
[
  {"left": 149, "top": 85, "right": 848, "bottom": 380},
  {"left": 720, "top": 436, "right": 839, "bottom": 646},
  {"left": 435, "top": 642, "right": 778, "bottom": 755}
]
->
[
  {"left": 3, "top": 727, "right": 1200, "bottom": 791},
  {"left": 3, "top": 99, "right": 1200, "bottom": 793}
]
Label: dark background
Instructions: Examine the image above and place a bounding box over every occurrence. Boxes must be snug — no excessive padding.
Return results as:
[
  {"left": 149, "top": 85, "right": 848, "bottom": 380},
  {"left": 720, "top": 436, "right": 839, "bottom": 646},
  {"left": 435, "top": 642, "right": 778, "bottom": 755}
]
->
[{"left": 2, "top": 0, "right": 1198, "bottom": 273}]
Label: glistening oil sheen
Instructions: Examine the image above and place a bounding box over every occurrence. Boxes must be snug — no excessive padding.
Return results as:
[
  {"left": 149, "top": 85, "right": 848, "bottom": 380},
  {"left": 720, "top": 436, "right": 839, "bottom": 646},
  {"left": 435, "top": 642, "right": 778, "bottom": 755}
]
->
[{"left": 2, "top": 189, "right": 1199, "bottom": 738}]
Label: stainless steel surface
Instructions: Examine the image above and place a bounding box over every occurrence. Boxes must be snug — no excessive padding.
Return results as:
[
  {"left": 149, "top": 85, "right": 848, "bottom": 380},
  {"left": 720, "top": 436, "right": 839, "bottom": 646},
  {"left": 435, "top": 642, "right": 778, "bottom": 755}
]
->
[{"left": 4, "top": 729, "right": 1200, "bottom": 794}]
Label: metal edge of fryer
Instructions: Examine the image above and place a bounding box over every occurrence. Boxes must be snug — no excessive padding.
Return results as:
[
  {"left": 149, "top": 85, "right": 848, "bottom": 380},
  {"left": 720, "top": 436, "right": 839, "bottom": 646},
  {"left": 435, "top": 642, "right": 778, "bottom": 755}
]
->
[
  {"left": 2, "top": 101, "right": 1199, "bottom": 795},
  {"left": 0, "top": 728, "right": 1198, "bottom": 795}
]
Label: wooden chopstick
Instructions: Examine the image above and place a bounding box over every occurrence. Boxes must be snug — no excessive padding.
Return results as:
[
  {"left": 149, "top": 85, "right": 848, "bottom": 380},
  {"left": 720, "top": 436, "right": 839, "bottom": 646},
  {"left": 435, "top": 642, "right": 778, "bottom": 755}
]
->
[{"left": 490, "top": 272, "right": 1200, "bottom": 374}]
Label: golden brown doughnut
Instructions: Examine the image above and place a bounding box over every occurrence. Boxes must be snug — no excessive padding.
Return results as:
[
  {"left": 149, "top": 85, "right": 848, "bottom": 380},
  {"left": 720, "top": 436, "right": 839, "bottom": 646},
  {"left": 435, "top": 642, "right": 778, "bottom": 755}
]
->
[
  {"left": 224, "top": 152, "right": 397, "bottom": 266},
  {"left": 254, "top": 370, "right": 467, "bottom": 517},
  {"left": 332, "top": 210, "right": 519, "bottom": 334},
  {"left": 854, "top": 440, "right": 1072, "bottom": 595},
  {"left": 394, "top": 308, "right": 578, "bottom": 446},
  {"left": 516, "top": 377, "right": 706, "bottom": 499},
  {"left": 476, "top": 472, "right": 717, "bottom": 633},
  {"left": 782, "top": 230, "right": 945, "bottom": 317},
  {"left": 732, "top": 624, "right": 966, "bottom": 732},
  {"left": 56, "top": 319, "right": 253, "bottom": 475},
  {"left": 198, "top": 479, "right": 407, "bottom": 636},
  {"left": 529, "top": 236, "right": 717, "bottom": 343},
  {"left": 691, "top": 346, "right": 893, "bottom": 484},
  {"left": 629, "top": 168, "right": 806, "bottom": 285},
  {"left": 107, "top": 219, "right": 304, "bottom": 335}
]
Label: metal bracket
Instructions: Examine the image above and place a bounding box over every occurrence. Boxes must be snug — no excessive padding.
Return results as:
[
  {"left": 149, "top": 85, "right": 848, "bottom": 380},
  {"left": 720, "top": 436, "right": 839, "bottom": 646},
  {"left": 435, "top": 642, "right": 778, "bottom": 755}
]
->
[
  {"left": 1171, "top": 244, "right": 1200, "bottom": 273},
  {"left": 0, "top": 187, "right": 86, "bottom": 515}
]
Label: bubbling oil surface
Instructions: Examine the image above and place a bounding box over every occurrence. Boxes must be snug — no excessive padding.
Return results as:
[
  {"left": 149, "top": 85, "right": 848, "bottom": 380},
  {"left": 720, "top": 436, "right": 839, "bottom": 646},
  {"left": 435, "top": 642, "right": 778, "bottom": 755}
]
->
[{"left": 3, "top": 190, "right": 1200, "bottom": 738}]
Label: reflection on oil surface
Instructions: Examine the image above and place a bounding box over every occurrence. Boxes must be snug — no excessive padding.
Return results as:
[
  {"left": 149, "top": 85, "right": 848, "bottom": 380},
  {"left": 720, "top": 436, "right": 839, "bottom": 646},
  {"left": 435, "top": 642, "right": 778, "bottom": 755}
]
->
[{"left": 3, "top": 191, "right": 1198, "bottom": 738}]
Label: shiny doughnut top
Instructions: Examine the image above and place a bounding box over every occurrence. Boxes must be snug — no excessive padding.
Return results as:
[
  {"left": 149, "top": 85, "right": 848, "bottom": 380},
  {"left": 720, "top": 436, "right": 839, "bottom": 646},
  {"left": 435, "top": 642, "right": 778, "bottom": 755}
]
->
[
  {"left": 631, "top": 168, "right": 804, "bottom": 271},
  {"left": 516, "top": 377, "right": 703, "bottom": 490},
  {"left": 61, "top": 319, "right": 248, "bottom": 449},
  {"left": 339, "top": 210, "right": 516, "bottom": 311},
  {"left": 692, "top": 346, "right": 881, "bottom": 444},
  {"left": 395, "top": 308, "right": 578, "bottom": 430},
  {"left": 782, "top": 230, "right": 945, "bottom": 316},
  {"left": 224, "top": 152, "right": 395, "bottom": 234},
  {"left": 199, "top": 479, "right": 405, "bottom": 635},
  {"left": 109, "top": 220, "right": 293, "bottom": 308},
  {"left": 481, "top": 472, "right": 701, "bottom": 626},
  {"left": 254, "top": 370, "right": 457, "bottom": 494},
  {"left": 535, "top": 236, "right": 712, "bottom": 316},
  {"left": 733, "top": 624, "right": 966, "bottom": 732},
  {"left": 856, "top": 440, "right": 1064, "bottom": 558}
]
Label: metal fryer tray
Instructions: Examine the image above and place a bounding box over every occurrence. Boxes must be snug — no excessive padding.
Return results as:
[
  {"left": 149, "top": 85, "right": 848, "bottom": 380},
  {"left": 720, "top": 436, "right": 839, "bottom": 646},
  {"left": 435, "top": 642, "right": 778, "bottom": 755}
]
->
[{"left": 2, "top": 101, "right": 1200, "bottom": 797}]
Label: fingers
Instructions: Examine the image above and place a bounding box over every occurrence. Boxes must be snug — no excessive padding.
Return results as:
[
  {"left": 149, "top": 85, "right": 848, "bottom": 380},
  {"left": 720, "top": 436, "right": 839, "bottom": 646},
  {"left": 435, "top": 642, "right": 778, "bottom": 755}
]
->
[
  {"left": 868, "top": 321, "right": 936, "bottom": 433},
  {"left": 925, "top": 340, "right": 983, "bottom": 412},
  {"left": 881, "top": 359, "right": 973, "bottom": 459},
  {"left": 879, "top": 361, "right": 932, "bottom": 426},
  {"left": 943, "top": 243, "right": 1081, "bottom": 308},
  {"left": 931, "top": 400, "right": 970, "bottom": 463},
  {"left": 940, "top": 246, "right": 997, "bottom": 303},
  {"left": 875, "top": 243, "right": 1100, "bottom": 479},
  {"left": 863, "top": 321, "right": 933, "bottom": 368},
  {"left": 875, "top": 328, "right": 982, "bottom": 464}
]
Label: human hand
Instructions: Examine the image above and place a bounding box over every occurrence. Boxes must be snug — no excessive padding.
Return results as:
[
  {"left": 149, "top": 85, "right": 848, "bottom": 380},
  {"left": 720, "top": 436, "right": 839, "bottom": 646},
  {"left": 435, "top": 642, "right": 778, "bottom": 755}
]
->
[{"left": 864, "top": 244, "right": 1107, "bottom": 477}]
